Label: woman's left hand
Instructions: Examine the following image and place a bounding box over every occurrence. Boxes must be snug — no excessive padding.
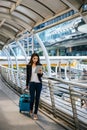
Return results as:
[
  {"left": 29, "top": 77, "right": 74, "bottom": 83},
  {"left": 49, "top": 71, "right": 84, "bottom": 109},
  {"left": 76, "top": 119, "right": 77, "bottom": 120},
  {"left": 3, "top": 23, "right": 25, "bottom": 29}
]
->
[{"left": 38, "top": 69, "right": 43, "bottom": 74}]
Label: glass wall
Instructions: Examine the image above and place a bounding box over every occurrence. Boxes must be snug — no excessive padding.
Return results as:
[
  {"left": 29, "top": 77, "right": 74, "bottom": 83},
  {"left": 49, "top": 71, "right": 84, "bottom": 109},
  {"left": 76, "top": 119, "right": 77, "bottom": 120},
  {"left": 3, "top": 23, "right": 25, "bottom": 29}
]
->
[{"left": 37, "top": 17, "right": 87, "bottom": 56}]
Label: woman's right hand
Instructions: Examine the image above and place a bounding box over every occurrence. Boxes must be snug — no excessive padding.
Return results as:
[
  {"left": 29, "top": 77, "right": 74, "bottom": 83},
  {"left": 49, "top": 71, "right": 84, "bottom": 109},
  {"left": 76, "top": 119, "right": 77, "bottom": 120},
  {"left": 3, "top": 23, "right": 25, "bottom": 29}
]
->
[{"left": 26, "top": 86, "right": 28, "bottom": 89}]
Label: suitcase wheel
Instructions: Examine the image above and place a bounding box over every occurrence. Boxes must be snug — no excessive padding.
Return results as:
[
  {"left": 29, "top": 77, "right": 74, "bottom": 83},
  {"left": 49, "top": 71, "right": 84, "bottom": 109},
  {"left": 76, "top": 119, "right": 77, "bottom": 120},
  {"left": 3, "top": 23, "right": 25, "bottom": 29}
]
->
[{"left": 19, "top": 109, "right": 21, "bottom": 113}]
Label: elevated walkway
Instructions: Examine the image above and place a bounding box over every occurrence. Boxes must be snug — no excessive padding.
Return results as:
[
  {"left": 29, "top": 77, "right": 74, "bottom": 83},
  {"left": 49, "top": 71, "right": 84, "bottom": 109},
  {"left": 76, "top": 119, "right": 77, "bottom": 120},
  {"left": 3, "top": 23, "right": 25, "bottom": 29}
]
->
[{"left": 0, "top": 76, "right": 66, "bottom": 130}]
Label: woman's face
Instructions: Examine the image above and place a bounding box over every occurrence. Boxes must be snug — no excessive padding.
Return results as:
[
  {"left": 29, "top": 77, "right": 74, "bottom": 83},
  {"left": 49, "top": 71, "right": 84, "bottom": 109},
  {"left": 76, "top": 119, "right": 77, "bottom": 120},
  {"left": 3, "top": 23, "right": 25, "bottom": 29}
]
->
[{"left": 32, "top": 56, "right": 38, "bottom": 64}]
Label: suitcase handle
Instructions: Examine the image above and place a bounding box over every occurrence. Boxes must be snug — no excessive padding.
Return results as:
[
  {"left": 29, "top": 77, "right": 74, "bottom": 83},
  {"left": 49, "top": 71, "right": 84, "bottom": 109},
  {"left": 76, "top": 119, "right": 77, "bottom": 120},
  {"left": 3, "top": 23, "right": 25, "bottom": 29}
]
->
[
  {"left": 23, "top": 98, "right": 30, "bottom": 102},
  {"left": 23, "top": 88, "right": 30, "bottom": 94}
]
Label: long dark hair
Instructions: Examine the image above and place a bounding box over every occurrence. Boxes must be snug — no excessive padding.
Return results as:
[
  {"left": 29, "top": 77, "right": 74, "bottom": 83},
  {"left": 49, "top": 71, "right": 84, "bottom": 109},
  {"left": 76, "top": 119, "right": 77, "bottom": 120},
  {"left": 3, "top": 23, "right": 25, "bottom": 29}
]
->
[{"left": 28, "top": 53, "right": 40, "bottom": 65}]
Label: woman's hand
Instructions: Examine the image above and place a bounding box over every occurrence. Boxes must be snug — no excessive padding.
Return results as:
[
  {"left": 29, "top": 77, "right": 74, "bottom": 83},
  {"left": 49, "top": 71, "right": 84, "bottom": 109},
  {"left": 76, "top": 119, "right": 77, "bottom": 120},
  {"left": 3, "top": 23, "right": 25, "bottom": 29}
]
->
[
  {"left": 26, "top": 86, "right": 28, "bottom": 89},
  {"left": 38, "top": 69, "right": 43, "bottom": 74}
]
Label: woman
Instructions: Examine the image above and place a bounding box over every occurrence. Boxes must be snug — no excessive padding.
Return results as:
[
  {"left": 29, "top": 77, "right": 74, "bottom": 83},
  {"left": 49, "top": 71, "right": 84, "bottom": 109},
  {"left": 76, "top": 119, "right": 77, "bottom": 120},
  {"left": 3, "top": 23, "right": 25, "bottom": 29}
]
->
[{"left": 26, "top": 53, "right": 43, "bottom": 120}]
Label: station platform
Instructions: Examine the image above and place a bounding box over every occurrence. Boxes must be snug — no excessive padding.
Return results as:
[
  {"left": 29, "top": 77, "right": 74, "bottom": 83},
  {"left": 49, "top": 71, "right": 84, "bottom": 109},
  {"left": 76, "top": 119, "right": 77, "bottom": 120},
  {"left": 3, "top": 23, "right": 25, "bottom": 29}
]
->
[{"left": 0, "top": 76, "right": 67, "bottom": 130}]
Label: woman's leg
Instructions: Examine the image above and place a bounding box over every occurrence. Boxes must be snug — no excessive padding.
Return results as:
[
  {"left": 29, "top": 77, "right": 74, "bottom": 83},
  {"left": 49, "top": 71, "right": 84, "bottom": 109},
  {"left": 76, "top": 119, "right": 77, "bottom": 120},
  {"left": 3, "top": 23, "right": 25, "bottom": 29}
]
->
[
  {"left": 29, "top": 82, "right": 35, "bottom": 112},
  {"left": 34, "top": 83, "right": 42, "bottom": 114}
]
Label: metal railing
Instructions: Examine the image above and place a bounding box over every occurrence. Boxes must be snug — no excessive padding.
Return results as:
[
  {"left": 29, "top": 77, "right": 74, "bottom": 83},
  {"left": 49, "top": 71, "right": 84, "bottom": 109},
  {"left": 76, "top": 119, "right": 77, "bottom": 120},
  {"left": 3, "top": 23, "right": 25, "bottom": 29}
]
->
[{"left": 0, "top": 65, "right": 87, "bottom": 130}]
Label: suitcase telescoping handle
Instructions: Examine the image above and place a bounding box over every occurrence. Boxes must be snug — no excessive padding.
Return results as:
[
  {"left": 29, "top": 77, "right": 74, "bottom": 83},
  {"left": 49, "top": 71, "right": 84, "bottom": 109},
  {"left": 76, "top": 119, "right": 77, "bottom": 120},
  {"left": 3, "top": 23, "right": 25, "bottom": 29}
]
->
[{"left": 23, "top": 88, "right": 30, "bottom": 94}]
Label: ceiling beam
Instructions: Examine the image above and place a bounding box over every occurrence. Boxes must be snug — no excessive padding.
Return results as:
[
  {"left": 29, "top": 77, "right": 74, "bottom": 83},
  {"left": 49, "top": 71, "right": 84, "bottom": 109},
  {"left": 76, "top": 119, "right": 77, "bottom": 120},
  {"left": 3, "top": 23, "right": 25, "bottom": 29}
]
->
[
  {"left": 0, "top": 17, "right": 24, "bottom": 31},
  {"left": 0, "top": 13, "right": 32, "bottom": 31},
  {"left": 16, "top": 0, "right": 23, "bottom": 6},
  {"left": 10, "top": 0, "right": 22, "bottom": 13},
  {"left": 0, "top": 35, "right": 8, "bottom": 43},
  {"left": 0, "top": 41, "right": 4, "bottom": 45},
  {"left": 10, "top": 4, "right": 16, "bottom": 13},
  {"left": 0, "top": 19, "right": 6, "bottom": 27},
  {"left": 0, "top": 30, "right": 15, "bottom": 39},
  {"left": 6, "top": 38, "right": 14, "bottom": 45},
  {"left": 16, "top": 29, "right": 28, "bottom": 37},
  {"left": 4, "top": 23, "right": 18, "bottom": 32}
]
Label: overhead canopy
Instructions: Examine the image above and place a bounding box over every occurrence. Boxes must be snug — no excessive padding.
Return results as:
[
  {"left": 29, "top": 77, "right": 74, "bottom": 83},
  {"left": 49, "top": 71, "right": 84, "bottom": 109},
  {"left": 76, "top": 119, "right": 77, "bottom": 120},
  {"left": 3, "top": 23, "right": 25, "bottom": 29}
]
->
[{"left": 0, "top": 0, "right": 87, "bottom": 49}]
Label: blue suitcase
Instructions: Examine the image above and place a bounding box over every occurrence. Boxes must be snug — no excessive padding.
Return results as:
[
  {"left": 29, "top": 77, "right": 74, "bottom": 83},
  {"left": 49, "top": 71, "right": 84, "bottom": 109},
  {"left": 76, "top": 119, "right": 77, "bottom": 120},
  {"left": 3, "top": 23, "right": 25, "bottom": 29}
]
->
[{"left": 19, "top": 94, "right": 30, "bottom": 113}]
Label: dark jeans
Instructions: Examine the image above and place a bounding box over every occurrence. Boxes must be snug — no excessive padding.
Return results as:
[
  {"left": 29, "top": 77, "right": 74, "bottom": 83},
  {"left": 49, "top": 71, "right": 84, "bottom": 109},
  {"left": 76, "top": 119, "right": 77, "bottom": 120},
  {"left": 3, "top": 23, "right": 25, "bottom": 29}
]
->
[{"left": 29, "top": 82, "right": 42, "bottom": 114}]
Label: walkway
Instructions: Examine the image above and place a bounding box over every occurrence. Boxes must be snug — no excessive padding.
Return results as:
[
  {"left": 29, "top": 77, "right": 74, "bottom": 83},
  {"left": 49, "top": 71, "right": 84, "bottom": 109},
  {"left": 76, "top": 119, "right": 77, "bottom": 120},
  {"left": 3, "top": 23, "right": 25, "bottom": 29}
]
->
[{"left": 0, "top": 76, "right": 67, "bottom": 130}]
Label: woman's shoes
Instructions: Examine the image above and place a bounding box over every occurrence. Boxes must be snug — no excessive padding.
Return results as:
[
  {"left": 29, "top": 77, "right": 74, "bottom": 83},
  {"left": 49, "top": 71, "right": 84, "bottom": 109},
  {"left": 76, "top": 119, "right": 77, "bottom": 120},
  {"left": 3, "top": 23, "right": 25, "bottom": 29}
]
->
[
  {"left": 29, "top": 110, "right": 33, "bottom": 117},
  {"left": 29, "top": 111, "right": 38, "bottom": 120},
  {"left": 33, "top": 114, "right": 38, "bottom": 120}
]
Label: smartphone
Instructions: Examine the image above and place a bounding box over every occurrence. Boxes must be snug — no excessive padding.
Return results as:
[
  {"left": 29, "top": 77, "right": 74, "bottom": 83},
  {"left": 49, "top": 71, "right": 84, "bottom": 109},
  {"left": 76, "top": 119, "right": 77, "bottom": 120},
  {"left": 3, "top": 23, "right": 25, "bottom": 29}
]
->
[{"left": 35, "top": 65, "right": 43, "bottom": 73}]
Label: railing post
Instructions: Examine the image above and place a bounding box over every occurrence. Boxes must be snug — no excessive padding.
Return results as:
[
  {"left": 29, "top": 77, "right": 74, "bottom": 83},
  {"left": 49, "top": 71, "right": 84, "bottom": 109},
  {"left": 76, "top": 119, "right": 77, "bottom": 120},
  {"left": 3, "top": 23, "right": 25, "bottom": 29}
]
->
[
  {"left": 48, "top": 79, "right": 56, "bottom": 117},
  {"left": 69, "top": 86, "right": 79, "bottom": 130},
  {"left": 68, "top": 60, "right": 71, "bottom": 80},
  {"left": 59, "top": 60, "right": 61, "bottom": 78}
]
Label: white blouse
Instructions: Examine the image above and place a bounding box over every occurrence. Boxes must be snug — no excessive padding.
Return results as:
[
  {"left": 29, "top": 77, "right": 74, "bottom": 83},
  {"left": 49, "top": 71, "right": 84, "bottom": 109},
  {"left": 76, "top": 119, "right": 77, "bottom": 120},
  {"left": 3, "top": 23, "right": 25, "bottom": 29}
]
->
[{"left": 30, "top": 67, "right": 40, "bottom": 83}]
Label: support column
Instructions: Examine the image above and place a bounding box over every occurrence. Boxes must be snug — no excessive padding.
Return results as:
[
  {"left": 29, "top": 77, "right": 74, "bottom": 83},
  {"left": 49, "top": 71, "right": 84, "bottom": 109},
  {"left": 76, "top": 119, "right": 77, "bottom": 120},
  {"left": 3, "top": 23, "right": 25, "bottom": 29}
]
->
[
  {"left": 34, "top": 33, "right": 51, "bottom": 76},
  {"left": 17, "top": 41, "right": 28, "bottom": 64}
]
